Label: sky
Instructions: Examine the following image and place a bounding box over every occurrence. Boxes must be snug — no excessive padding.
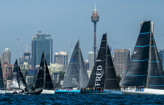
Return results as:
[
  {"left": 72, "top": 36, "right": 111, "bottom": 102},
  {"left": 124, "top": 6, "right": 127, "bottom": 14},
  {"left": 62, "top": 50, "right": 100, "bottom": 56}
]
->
[{"left": 0, "top": 0, "right": 164, "bottom": 64}]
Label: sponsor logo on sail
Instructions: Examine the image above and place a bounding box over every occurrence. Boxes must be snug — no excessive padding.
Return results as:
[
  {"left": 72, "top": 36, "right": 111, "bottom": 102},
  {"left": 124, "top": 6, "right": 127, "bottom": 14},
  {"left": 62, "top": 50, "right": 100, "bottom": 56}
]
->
[{"left": 95, "top": 64, "right": 104, "bottom": 86}]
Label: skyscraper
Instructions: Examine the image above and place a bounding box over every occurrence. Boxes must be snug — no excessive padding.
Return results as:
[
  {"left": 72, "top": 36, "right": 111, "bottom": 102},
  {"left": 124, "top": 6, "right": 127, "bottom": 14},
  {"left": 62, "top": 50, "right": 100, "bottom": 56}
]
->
[
  {"left": 158, "top": 49, "right": 164, "bottom": 70},
  {"left": 91, "top": 3, "right": 99, "bottom": 63},
  {"left": 54, "top": 51, "right": 68, "bottom": 69},
  {"left": 1, "top": 48, "right": 11, "bottom": 64},
  {"left": 88, "top": 51, "right": 94, "bottom": 71},
  {"left": 113, "top": 49, "right": 130, "bottom": 76},
  {"left": 32, "top": 31, "right": 53, "bottom": 67}
]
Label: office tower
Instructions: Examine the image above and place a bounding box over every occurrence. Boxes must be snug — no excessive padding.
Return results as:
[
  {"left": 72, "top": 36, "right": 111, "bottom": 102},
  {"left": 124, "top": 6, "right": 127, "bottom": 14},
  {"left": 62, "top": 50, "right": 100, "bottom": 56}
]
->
[
  {"left": 159, "top": 49, "right": 164, "bottom": 70},
  {"left": 32, "top": 31, "right": 53, "bottom": 67},
  {"left": 91, "top": 3, "right": 99, "bottom": 63},
  {"left": 113, "top": 49, "right": 130, "bottom": 76},
  {"left": 19, "top": 51, "right": 32, "bottom": 65},
  {"left": 54, "top": 51, "right": 68, "bottom": 69},
  {"left": 84, "top": 60, "right": 89, "bottom": 70},
  {"left": 88, "top": 51, "right": 94, "bottom": 70},
  {"left": 1, "top": 48, "right": 11, "bottom": 64}
]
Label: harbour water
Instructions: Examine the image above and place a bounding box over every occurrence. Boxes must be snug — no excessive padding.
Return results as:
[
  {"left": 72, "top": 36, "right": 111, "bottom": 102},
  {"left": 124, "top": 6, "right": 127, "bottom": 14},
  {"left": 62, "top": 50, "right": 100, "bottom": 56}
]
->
[{"left": 0, "top": 94, "right": 164, "bottom": 104}]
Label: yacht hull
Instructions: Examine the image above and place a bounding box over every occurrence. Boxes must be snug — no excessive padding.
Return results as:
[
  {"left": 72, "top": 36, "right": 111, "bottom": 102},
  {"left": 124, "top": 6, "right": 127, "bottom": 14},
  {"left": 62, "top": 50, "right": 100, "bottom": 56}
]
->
[
  {"left": 55, "top": 89, "right": 81, "bottom": 94},
  {"left": 122, "top": 88, "right": 164, "bottom": 95}
]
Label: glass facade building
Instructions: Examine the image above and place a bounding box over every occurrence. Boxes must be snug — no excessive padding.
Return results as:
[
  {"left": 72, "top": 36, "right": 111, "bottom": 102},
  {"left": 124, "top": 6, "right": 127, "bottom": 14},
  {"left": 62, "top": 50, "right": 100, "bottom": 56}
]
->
[{"left": 32, "top": 31, "right": 53, "bottom": 67}]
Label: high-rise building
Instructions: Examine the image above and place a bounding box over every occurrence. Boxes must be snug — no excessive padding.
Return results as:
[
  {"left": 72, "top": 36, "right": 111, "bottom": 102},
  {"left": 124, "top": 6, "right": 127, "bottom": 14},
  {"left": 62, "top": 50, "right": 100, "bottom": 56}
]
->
[
  {"left": 158, "top": 49, "right": 164, "bottom": 70},
  {"left": 19, "top": 51, "right": 32, "bottom": 65},
  {"left": 84, "top": 60, "right": 89, "bottom": 70},
  {"left": 88, "top": 51, "right": 94, "bottom": 71},
  {"left": 91, "top": 3, "right": 99, "bottom": 63},
  {"left": 54, "top": 51, "right": 68, "bottom": 69},
  {"left": 113, "top": 49, "right": 130, "bottom": 76},
  {"left": 1, "top": 48, "right": 11, "bottom": 64},
  {"left": 32, "top": 31, "right": 53, "bottom": 67}
]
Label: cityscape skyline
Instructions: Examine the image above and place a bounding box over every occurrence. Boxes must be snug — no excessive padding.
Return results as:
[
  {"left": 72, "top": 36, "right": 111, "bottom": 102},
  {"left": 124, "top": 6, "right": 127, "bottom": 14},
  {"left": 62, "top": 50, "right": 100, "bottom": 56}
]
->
[{"left": 0, "top": 0, "right": 164, "bottom": 64}]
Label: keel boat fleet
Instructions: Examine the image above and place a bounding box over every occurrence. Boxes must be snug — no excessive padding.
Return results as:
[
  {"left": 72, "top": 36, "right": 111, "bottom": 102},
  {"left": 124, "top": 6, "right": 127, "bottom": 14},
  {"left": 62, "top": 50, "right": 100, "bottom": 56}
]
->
[{"left": 0, "top": 21, "right": 164, "bottom": 95}]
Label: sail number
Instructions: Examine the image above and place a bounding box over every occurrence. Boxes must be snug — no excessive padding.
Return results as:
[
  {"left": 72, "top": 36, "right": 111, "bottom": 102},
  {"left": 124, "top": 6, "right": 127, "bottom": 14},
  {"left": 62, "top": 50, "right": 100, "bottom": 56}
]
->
[{"left": 95, "top": 65, "right": 104, "bottom": 86}]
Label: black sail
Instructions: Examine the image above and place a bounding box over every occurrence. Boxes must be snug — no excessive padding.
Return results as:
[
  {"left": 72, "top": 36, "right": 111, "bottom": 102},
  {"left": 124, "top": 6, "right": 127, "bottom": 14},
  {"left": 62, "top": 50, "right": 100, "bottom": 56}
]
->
[
  {"left": 44, "top": 60, "right": 54, "bottom": 90},
  {"left": 147, "top": 33, "right": 164, "bottom": 89},
  {"left": 63, "top": 40, "right": 80, "bottom": 88},
  {"left": 79, "top": 48, "right": 89, "bottom": 88},
  {"left": 35, "top": 52, "right": 44, "bottom": 89},
  {"left": 104, "top": 45, "right": 120, "bottom": 90},
  {"left": 10, "top": 60, "right": 20, "bottom": 89},
  {"left": 0, "top": 61, "right": 4, "bottom": 90},
  {"left": 18, "top": 67, "right": 27, "bottom": 90},
  {"left": 121, "top": 21, "right": 151, "bottom": 86},
  {"left": 87, "top": 34, "right": 107, "bottom": 88}
]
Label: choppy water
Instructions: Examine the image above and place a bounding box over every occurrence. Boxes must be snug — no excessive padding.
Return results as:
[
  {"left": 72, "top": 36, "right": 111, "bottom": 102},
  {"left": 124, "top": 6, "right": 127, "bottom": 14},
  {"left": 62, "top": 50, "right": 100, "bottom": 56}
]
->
[{"left": 0, "top": 94, "right": 164, "bottom": 105}]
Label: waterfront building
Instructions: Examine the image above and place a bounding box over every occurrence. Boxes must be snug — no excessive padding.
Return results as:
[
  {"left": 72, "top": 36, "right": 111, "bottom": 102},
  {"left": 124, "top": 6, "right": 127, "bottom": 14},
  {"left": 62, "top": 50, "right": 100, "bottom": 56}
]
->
[
  {"left": 54, "top": 51, "right": 68, "bottom": 69},
  {"left": 84, "top": 60, "right": 89, "bottom": 70},
  {"left": 1, "top": 48, "right": 11, "bottom": 64},
  {"left": 32, "top": 31, "right": 53, "bottom": 67},
  {"left": 113, "top": 49, "right": 130, "bottom": 76},
  {"left": 19, "top": 51, "right": 32, "bottom": 65}
]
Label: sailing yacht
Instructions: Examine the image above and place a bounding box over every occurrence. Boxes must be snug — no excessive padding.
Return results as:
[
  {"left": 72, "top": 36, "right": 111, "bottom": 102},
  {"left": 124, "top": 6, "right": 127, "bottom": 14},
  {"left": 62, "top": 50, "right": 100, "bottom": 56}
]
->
[
  {"left": 55, "top": 40, "right": 89, "bottom": 93},
  {"left": 7, "top": 60, "right": 27, "bottom": 94},
  {"left": 82, "top": 33, "right": 122, "bottom": 94},
  {"left": 121, "top": 21, "right": 164, "bottom": 95},
  {"left": 35, "top": 52, "right": 54, "bottom": 94},
  {"left": 0, "top": 61, "right": 5, "bottom": 94}
]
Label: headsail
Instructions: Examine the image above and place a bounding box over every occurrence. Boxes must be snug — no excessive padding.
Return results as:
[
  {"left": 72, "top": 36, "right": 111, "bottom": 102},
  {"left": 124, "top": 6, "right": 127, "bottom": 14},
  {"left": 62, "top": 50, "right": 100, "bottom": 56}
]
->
[
  {"left": 18, "top": 67, "right": 27, "bottom": 90},
  {"left": 146, "top": 31, "right": 164, "bottom": 89},
  {"left": 87, "top": 34, "right": 107, "bottom": 88},
  {"left": 79, "top": 48, "right": 89, "bottom": 88},
  {"left": 44, "top": 60, "right": 54, "bottom": 90},
  {"left": 35, "top": 52, "right": 44, "bottom": 89},
  {"left": 0, "top": 60, "right": 4, "bottom": 90},
  {"left": 9, "top": 60, "right": 20, "bottom": 89},
  {"left": 104, "top": 45, "right": 120, "bottom": 90},
  {"left": 121, "top": 21, "right": 151, "bottom": 87}
]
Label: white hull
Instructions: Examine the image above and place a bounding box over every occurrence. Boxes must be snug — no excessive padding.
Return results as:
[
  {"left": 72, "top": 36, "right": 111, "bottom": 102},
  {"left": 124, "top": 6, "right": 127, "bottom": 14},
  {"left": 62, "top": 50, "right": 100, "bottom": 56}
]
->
[
  {"left": 41, "top": 89, "right": 54, "bottom": 94},
  {"left": 0, "top": 90, "right": 6, "bottom": 94},
  {"left": 122, "top": 88, "right": 164, "bottom": 95}
]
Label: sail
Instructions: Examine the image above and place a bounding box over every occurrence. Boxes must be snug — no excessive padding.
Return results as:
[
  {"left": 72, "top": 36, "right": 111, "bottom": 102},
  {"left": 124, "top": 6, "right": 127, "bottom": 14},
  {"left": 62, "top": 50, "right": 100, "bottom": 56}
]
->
[
  {"left": 44, "top": 60, "right": 54, "bottom": 90},
  {"left": 9, "top": 60, "right": 20, "bottom": 89},
  {"left": 146, "top": 33, "right": 164, "bottom": 89},
  {"left": 35, "top": 52, "right": 44, "bottom": 89},
  {"left": 18, "top": 67, "right": 26, "bottom": 90},
  {"left": 104, "top": 45, "right": 120, "bottom": 90},
  {"left": 63, "top": 40, "right": 80, "bottom": 88},
  {"left": 0, "top": 61, "right": 4, "bottom": 90},
  {"left": 87, "top": 34, "right": 107, "bottom": 88},
  {"left": 121, "top": 21, "right": 151, "bottom": 87},
  {"left": 79, "top": 48, "right": 89, "bottom": 88}
]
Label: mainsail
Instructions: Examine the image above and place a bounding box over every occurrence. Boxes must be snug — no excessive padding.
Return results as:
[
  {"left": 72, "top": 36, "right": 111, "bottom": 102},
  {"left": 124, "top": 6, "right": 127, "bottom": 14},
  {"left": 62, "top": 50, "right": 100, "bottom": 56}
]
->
[
  {"left": 9, "top": 60, "right": 20, "bottom": 89},
  {"left": 63, "top": 40, "right": 89, "bottom": 89},
  {"left": 0, "top": 61, "right": 4, "bottom": 90},
  {"left": 121, "top": 21, "right": 151, "bottom": 87},
  {"left": 146, "top": 33, "right": 164, "bottom": 89},
  {"left": 88, "top": 34, "right": 107, "bottom": 88},
  {"left": 35, "top": 52, "right": 44, "bottom": 89},
  {"left": 87, "top": 33, "right": 120, "bottom": 90},
  {"left": 44, "top": 60, "right": 54, "bottom": 90}
]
